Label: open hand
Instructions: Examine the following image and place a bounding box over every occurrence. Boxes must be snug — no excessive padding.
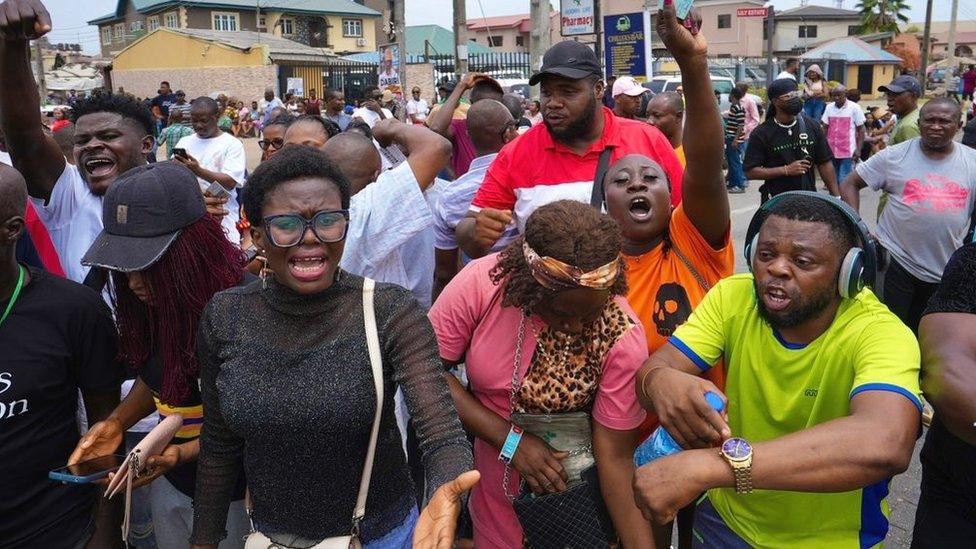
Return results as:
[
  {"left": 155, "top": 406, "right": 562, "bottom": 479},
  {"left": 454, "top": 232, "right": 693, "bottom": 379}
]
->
[
  {"left": 0, "top": 0, "right": 52, "bottom": 41},
  {"left": 413, "top": 470, "right": 481, "bottom": 549},
  {"left": 69, "top": 418, "right": 123, "bottom": 471},
  {"left": 460, "top": 73, "right": 490, "bottom": 91},
  {"left": 656, "top": 0, "right": 707, "bottom": 61}
]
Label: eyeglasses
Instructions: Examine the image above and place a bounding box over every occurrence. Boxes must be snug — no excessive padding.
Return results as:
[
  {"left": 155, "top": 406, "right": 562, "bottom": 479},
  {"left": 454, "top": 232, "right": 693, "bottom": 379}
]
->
[
  {"left": 258, "top": 138, "right": 284, "bottom": 151},
  {"left": 262, "top": 210, "right": 349, "bottom": 248}
]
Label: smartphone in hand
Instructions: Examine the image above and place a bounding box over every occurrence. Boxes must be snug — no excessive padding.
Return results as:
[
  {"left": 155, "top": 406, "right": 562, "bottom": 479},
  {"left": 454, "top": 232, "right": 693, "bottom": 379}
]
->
[
  {"left": 172, "top": 147, "right": 188, "bottom": 159},
  {"left": 49, "top": 454, "right": 127, "bottom": 484}
]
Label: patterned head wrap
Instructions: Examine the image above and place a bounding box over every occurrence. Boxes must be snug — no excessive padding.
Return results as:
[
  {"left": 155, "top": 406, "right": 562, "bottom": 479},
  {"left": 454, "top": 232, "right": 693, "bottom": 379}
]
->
[{"left": 522, "top": 241, "right": 621, "bottom": 291}]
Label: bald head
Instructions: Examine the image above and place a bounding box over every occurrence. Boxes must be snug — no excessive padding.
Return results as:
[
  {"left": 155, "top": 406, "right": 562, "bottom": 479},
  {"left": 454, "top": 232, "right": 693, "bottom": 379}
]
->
[
  {"left": 466, "top": 99, "right": 514, "bottom": 156},
  {"left": 0, "top": 164, "right": 26, "bottom": 223},
  {"left": 0, "top": 164, "right": 27, "bottom": 259},
  {"left": 322, "top": 133, "right": 382, "bottom": 195},
  {"left": 500, "top": 94, "right": 524, "bottom": 122}
]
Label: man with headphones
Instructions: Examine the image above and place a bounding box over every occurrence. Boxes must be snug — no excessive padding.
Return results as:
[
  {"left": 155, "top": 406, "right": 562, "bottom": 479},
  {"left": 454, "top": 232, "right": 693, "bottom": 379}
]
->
[{"left": 632, "top": 192, "right": 922, "bottom": 548}]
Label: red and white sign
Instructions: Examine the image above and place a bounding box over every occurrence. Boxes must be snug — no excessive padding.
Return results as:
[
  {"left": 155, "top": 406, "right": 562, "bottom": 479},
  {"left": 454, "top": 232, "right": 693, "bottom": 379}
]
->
[{"left": 737, "top": 7, "right": 768, "bottom": 17}]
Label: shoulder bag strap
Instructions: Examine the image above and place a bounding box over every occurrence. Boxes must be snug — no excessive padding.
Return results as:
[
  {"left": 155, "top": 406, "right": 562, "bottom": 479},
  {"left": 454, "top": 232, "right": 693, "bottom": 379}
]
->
[
  {"left": 590, "top": 146, "right": 615, "bottom": 209},
  {"left": 353, "top": 278, "right": 384, "bottom": 532},
  {"left": 669, "top": 245, "right": 711, "bottom": 293}
]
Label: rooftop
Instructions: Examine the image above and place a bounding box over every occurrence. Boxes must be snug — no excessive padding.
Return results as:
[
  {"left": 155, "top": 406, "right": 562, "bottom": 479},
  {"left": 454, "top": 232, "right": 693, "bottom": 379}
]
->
[
  {"left": 123, "top": 28, "right": 334, "bottom": 63},
  {"left": 776, "top": 5, "right": 861, "bottom": 21},
  {"left": 466, "top": 14, "right": 532, "bottom": 32},
  {"left": 800, "top": 36, "right": 902, "bottom": 64},
  {"left": 89, "top": 0, "right": 379, "bottom": 25},
  {"left": 405, "top": 24, "right": 491, "bottom": 56}
]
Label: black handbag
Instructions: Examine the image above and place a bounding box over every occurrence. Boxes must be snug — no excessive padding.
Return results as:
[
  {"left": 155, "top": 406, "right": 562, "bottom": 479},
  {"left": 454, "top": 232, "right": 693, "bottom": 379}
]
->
[
  {"left": 504, "top": 316, "right": 618, "bottom": 549},
  {"left": 512, "top": 465, "right": 616, "bottom": 549}
]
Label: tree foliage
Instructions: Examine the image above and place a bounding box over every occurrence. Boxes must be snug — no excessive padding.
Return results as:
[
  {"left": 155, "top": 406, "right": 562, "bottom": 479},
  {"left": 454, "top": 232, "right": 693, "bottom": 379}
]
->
[{"left": 855, "top": 0, "right": 910, "bottom": 34}]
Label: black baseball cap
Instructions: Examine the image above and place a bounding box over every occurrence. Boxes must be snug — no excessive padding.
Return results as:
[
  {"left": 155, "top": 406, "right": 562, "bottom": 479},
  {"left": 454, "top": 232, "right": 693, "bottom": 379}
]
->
[
  {"left": 438, "top": 80, "right": 457, "bottom": 92},
  {"left": 529, "top": 41, "right": 603, "bottom": 86},
  {"left": 82, "top": 162, "right": 206, "bottom": 272},
  {"left": 878, "top": 75, "right": 922, "bottom": 96}
]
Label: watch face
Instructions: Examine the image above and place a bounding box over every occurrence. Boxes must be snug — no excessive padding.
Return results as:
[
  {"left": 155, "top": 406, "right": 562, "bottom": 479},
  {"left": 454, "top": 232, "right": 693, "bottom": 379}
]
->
[{"left": 722, "top": 437, "right": 752, "bottom": 459}]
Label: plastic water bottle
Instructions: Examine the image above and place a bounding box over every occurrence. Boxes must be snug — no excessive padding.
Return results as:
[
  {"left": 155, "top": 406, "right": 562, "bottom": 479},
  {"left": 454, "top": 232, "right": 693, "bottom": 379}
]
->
[{"left": 634, "top": 391, "right": 726, "bottom": 467}]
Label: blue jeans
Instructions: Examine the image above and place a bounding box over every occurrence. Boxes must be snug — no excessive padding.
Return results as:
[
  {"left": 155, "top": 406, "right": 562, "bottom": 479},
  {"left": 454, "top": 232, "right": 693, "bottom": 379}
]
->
[
  {"left": 692, "top": 497, "right": 751, "bottom": 548},
  {"left": 124, "top": 431, "right": 157, "bottom": 548},
  {"left": 832, "top": 157, "right": 854, "bottom": 185},
  {"left": 803, "top": 98, "right": 825, "bottom": 122},
  {"left": 725, "top": 136, "right": 746, "bottom": 189}
]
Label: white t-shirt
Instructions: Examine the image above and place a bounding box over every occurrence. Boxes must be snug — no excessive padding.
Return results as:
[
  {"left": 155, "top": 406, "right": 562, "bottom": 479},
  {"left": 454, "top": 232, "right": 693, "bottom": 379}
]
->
[
  {"left": 352, "top": 107, "right": 394, "bottom": 128},
  {"left": 0, "top": 150, "right": 11, "bottom": 165},
  {"left": 776, "top": 70, "right": 797, "bottom": 81},
  {"left": 406, "top": 99, "right": 430, "bottom": 123},
  {"left": 175, "top": 132, "right": 246, "bottom": 245},
  {"left": 821, "top": 101, "right": 866, "bottom": 159},
  {"left": 29, "top": 164, "right": 102, "bottom": 283},
  {"left": 857, "top": 140, "right": 976, "bottom": 283}
]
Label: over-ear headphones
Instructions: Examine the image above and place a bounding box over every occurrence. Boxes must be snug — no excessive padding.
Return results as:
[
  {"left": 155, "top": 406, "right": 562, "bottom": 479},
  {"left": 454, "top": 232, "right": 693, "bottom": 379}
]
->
[{"left": 743, "top": 191, "right": 877, "bottom": 299}]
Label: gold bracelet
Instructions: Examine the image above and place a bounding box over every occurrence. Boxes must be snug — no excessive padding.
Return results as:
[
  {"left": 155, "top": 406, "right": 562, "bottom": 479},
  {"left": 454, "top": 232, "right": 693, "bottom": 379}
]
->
[{"left": 638, "top": 366, "right": 662, "bottom": 401}]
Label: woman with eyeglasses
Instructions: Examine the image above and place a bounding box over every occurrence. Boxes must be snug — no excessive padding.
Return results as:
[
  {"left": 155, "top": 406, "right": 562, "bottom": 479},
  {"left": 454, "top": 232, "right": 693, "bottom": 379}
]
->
[
  {"left": 258, "top": 112, "right": 295, "bottom": 162},
  {"left": 189, "top": 145, "right": 476, "bottom": 549}
]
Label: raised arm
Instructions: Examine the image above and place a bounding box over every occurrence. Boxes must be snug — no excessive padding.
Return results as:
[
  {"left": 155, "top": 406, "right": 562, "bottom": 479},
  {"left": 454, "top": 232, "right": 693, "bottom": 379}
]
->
[
  {"left": 657, "top": 4, "right": 727, "bottom": 248},
  {"left": 373, "top": 118, "right": 451, "bottom": 190},
  {"left": 635, "top": 391, "right": 919, "bottom": 524},
  {"left": 426, "top": 77, "right": 474, "bottom": 138},
  {"left": 0, "top": 0, "right": 66, "bottom": 201}
]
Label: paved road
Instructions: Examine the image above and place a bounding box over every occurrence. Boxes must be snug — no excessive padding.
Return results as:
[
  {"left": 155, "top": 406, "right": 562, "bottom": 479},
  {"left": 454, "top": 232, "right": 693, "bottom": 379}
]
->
[{"left": 241, "top": 137, "right": 921, "bottom": 545}]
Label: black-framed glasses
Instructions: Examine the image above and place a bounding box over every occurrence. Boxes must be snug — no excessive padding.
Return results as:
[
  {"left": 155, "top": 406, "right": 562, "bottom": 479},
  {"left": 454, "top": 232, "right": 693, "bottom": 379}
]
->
[
  {"left": 258, "top": 138, "right": 284, "bottom": 151},
  {"left": 262, "top": 210, "right": 350, "bottom": 248}
]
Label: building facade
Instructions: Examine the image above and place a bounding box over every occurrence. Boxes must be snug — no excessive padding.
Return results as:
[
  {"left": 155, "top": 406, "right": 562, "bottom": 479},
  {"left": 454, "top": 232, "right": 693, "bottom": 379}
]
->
[
  {"left": 771, "top": 5, "right": 862, "bottom": 55},
  {"left": 89, "top": 0, "right": 380, "bottom": 58}
]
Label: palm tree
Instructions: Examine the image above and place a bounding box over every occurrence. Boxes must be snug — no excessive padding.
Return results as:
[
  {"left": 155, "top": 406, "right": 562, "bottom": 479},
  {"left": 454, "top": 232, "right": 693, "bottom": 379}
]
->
[{"left": 855, "top": 0, "right": 910, "bottom": 34}]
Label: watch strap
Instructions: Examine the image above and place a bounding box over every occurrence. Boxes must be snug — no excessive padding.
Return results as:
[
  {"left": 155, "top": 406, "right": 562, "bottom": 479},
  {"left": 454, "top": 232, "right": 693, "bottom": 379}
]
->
[{"left": 731, "top": 460, "right": 753, "bottom": 494}]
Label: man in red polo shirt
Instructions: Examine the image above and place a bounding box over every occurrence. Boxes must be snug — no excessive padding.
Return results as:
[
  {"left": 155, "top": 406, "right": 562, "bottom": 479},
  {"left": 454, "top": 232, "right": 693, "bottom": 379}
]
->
[{"left": 457, "top": 41, "right": 684, "bottom": 258}]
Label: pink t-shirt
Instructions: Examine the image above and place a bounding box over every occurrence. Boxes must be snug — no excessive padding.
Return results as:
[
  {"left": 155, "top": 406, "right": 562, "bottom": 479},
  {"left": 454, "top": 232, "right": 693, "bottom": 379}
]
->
[{"left": 428, "top": 254, "right": 648, "bottom": 548}]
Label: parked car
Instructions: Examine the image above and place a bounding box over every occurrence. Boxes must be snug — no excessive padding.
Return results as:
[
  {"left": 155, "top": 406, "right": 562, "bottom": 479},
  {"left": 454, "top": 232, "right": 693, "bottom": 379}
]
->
[
  {"left": 927, "top": 68, "right": 949, "bottom": 89},
  {"left": 643, "top": 74, "right": 735, "bottom": 112}
]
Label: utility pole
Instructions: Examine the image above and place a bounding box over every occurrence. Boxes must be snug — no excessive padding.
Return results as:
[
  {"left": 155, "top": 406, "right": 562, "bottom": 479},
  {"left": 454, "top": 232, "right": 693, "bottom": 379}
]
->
[
  {"left": 765, "top": 8, "right": 776, "bottom": 87},
  {"left": 529, "top": 0, "right": 550, "bottom": 96},
  {"left": 453, "top": 0, "right": 468, "bottom": 76},
  {"left": 394, "top": 0, "right": 406, "bottom": 91},
  {"left": 920, "top": 0, "right": 933, "bottom": 91},
  {"left": 33, "top": 40, "right": 47, "bottom": 100},
  {"left": 947, "top": 0, "right": 959, "bottom": 67}
]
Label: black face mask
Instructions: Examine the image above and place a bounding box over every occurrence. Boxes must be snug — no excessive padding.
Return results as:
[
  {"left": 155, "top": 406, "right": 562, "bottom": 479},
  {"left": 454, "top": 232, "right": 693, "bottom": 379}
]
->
[{"left": 781, "top": 98, "right": 804, "bottom": 116}]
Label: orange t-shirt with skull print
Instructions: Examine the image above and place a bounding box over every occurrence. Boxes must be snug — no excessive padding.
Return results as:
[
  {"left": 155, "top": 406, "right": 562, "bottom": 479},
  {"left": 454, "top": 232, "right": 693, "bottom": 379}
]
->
[{"left": 623, "top": 204, "right": 734, "bottom": 436}]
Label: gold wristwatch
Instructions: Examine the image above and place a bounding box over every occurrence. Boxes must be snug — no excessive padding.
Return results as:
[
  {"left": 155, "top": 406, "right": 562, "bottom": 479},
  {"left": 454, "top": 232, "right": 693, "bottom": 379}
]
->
[{"left": 720, "top": 437, "right": 754, "bottom": 494}]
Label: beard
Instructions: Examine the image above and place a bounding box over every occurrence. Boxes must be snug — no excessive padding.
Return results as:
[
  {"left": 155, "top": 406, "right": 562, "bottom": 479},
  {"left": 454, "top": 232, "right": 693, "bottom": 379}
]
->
[
  {"left": 754, "top": 278, "right": 835, "bottom": 329},
  {"left": 544, "top": 94, "right": 597, "bottom": 143}
]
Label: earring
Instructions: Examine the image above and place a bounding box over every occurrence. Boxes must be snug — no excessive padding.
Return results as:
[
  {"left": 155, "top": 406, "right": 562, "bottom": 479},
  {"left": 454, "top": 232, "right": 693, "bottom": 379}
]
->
[{"left": 259, "top": 253, "right": 271, "bottom": 290}]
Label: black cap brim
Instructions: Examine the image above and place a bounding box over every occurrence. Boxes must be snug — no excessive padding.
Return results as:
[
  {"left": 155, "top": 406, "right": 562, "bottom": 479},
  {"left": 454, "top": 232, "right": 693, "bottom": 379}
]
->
[
  {"left": 81, "top": 230, "right": 181, "bottom": 273},
  {"left": 529, "top": 67, "right": 597, "bottom": 86}
]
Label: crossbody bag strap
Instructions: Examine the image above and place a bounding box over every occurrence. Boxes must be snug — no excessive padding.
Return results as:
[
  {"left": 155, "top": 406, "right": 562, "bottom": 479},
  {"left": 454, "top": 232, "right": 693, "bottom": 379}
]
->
[
  {"left": 670, "top": 245, "right": 711, "bottom": 293},
  {"left": 353, "top": 277, "right": 384, "bottom": 533},
  {"left": 590, "top": 146, "right": 615, "bottom": 209}
]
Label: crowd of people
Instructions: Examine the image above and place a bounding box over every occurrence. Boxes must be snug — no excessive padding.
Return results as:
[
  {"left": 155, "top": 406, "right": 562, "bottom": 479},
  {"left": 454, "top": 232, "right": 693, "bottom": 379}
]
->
[{"left": 3, "top": 0, "right": 976, "bottom": 548}]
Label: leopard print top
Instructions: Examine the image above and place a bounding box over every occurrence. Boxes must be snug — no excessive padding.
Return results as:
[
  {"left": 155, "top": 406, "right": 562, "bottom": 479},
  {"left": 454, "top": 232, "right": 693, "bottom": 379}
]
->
[{"left": 514, "top": 300, "right": 636, "bottom": 414}]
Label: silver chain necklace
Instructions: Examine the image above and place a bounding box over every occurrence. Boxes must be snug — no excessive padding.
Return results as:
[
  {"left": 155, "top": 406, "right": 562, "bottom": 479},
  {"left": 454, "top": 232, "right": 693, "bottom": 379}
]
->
[{"left": 774, "top": 118, "right": 798, "bottom": 136}]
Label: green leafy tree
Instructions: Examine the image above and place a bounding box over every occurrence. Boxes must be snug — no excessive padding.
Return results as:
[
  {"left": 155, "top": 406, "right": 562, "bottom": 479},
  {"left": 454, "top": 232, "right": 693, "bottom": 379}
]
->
[{"left": 855, "top": 0, "right": 910, "bottom": 34}]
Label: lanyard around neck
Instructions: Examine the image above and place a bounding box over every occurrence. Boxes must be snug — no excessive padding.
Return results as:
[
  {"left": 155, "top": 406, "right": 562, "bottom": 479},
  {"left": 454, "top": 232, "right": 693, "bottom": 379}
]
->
[{"left": 0, "top": 266, "right": 25, "bottom": 328}]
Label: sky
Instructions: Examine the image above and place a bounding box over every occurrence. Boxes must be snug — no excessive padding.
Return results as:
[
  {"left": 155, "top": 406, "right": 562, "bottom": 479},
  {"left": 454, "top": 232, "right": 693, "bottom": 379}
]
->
[{"left": 40, "top": 0, "right": 962, "bottom": 54}]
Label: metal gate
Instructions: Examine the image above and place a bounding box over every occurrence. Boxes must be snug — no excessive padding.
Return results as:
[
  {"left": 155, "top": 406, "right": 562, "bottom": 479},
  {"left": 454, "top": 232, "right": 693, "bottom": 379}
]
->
[{"left": 322, "top": 60, "right": 378, "bottom": 102}]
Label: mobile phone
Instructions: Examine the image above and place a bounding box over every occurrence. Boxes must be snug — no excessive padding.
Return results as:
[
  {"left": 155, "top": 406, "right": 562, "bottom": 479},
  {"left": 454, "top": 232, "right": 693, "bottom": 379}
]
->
[
  {"left": 659, "top": 0, "right": 694, "bottom": 19},
  {"left": 172, "top": 148, "right": 188, "bottom": 159},
  {"left": 206, "top": 181, "right": 232, "bottom": 199},
  {"left": 49, "top": 454, "right": 126, "bottom": 484}
]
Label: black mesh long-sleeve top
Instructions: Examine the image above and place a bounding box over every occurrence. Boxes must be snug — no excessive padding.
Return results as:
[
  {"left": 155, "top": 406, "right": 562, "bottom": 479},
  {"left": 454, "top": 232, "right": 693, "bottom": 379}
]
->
[{"left": 190, "top": 272, "right": 472, "bottom": 544}]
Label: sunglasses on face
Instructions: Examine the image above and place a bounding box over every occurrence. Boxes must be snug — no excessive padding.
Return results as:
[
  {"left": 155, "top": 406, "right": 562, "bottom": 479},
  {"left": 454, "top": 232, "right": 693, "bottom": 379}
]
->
[
  {"left": 258, "top": 138, "right": 284, "bottom": 151},
  {"left": 262, "top": 210, "right": 350, "bottom": 248}
]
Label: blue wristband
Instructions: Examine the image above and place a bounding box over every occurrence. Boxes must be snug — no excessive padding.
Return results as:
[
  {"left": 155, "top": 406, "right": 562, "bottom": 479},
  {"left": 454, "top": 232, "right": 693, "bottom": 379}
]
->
[{"left": 499, "top": 425, "right": 524, "bottom": 464}]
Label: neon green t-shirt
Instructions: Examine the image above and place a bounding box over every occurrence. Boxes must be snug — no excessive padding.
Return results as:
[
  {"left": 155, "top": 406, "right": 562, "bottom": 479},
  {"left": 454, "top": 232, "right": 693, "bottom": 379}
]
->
[{"left": 670, "top": 274, "right": 921, "bottom": 549}]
